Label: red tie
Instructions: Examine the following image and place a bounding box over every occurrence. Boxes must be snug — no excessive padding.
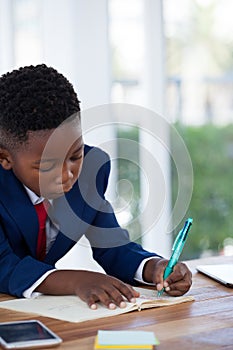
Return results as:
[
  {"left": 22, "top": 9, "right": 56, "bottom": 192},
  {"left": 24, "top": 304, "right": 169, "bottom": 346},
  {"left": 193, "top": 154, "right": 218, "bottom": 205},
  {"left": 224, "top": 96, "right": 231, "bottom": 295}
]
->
[{"left": 34, "top": 200, "right": 50, "bottom": 261}]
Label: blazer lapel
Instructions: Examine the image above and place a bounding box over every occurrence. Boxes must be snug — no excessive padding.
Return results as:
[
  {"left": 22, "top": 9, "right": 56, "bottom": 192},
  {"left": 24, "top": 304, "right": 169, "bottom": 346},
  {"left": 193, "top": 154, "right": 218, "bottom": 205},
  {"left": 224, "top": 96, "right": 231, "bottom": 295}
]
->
[
  {"left": 0, "top": 169, "right": 39, "bottom": 256},
  {"left": 45, "top": 178, "right": 89, "bottom": 263},
  {"left": 44, "top": 231, "right": 75, "bottom": 265},
  {"left": 49, "top": 180, "right": 89, "bottom": 240}
]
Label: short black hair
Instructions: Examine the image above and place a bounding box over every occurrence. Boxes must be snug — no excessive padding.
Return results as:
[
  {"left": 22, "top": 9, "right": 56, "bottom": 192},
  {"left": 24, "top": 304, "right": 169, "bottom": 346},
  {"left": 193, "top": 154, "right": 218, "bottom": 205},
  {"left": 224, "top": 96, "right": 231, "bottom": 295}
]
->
[{"left": 0, "top": 64, "right": 81, "bottom": 149}]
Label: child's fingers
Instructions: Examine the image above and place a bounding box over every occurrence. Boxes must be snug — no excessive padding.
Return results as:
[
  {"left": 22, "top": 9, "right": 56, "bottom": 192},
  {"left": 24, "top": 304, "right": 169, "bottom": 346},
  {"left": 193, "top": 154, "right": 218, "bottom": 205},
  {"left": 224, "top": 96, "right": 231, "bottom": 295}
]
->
[
  {"left": 165, "top": 264, "right": 192, "bottom": 285},
  {"left": 87, "top": 294, "right": 99, "bottom": 309},
  {"left": 104, "top": 282, "right": 138, "bottom": 305},
  {"left": 80, "top": 280, "right": 139, "bottom": 309},
  {"left": 163, "top": 269, "right": 192, "bottom": 296},
  {"left": 164, "top": 280, "right": 191, "bottom": 296},
  {"left": 84, "top": 288, "right": 117, "bottom": 309},
  {"left": 118, "top": 283, "right": 140, "bottom": 300},
  {"left": 151, "top": 260, "right": 170, "bottom": 288}
]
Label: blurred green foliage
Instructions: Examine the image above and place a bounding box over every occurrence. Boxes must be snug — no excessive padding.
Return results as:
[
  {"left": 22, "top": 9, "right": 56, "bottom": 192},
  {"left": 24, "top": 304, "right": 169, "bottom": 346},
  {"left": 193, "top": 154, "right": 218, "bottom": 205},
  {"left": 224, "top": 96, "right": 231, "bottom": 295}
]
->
[
  {"left": 117, "top": 124, "right": 233, "bottom": 259},
  {"left": 117, "top": 126, "right": 141, "bottom": 244},
  {"left": 172, "top": 123, "right": 233, "bottom": 259}
]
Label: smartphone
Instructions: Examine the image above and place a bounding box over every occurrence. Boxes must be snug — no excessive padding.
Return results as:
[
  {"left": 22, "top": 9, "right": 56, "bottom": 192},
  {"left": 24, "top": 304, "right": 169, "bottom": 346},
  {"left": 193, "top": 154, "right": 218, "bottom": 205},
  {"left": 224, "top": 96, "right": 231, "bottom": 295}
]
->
[{"left": 0, "top": 320, "right": 62, "bottom": 349}]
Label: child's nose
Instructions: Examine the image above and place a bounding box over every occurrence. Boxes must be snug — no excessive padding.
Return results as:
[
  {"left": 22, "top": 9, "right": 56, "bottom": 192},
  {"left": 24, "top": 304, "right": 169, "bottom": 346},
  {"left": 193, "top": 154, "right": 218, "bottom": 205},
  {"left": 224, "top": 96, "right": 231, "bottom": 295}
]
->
[
  {"left": 54, "top": 163, "right": 74, "bottom": 185},
  {"left": 61, "top": 163, "right": 74, "bottom": 184}
]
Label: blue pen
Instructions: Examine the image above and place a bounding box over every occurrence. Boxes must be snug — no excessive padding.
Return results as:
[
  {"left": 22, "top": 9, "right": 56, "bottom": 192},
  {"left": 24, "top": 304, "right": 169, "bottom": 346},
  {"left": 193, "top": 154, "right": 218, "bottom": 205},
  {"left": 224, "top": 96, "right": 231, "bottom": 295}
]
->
[{"left": 157, "top": 218, "right": 193, "bottom": 297}]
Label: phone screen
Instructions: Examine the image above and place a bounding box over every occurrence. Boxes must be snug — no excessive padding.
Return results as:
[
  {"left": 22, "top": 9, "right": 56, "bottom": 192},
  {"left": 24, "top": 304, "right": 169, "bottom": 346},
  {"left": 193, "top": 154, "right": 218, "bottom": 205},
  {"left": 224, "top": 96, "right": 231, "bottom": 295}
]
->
[{"left": 0, "top": 320, "right": 62, "bottom": 349}]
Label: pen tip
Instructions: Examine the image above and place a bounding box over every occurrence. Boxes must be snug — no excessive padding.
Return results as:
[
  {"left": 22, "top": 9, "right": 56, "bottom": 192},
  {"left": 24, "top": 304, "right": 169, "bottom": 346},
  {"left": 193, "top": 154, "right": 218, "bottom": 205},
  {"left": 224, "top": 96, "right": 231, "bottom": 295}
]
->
[{"left": 157, "top": 291, "right": 162, "bottom": 298}]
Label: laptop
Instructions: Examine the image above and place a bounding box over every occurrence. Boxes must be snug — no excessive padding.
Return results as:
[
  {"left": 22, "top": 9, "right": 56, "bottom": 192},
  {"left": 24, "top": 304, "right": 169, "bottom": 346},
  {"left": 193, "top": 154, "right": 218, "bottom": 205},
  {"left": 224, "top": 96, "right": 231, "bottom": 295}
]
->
[{"left": 196, "top": 264, "right": 233, "bottom": 288}]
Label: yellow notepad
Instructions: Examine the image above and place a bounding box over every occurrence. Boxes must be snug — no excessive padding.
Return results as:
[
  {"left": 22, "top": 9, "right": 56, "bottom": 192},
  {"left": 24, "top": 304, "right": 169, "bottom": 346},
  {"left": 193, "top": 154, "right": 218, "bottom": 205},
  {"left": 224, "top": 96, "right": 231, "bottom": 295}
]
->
[{"left": 94, "top": 330, "right": 159, "bottom": 349}]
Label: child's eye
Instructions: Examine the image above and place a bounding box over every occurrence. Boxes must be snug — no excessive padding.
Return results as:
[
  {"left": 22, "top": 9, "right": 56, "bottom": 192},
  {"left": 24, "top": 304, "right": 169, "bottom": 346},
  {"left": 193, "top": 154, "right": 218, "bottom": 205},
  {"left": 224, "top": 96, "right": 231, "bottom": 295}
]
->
[
  {"left": 39, "top": 163, "right": 56, "bottom": 172},
  {"left": 70, "top": 155, "right": 82, "bottom": 162},
  {"left": 39, "top": 166, "right": 54, "bottom": 173}
]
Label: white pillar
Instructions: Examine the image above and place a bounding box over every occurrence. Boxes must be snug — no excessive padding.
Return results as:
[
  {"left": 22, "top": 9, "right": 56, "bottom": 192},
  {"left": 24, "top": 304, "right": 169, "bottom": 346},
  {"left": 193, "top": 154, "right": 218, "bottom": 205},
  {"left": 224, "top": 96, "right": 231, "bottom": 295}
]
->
[
  {"left": 40, "top": 0, "right": 116, "bottom": 269},
  {"left": 41, "top": 0, "right": 115, "bottom": 180},
  {"left": 0, "top": 0, "right": 14, "bottom": 74},
  {"left": 141, "top": 0, "right": 171, "bottom": 257},
  {"left": 41, "top": 0, "right": 110, "bottom": 110}
]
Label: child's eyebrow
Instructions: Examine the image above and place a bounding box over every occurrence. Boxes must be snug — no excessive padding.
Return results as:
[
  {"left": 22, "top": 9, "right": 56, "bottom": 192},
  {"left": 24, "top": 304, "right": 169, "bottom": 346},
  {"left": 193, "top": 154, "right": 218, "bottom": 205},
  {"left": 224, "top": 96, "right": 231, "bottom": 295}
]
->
[
  {"left": 72, "top": 144, "right": 84, "bottom": 154},
  {"left": 33, "top": 158, "right": 57, "bottom": 165},
  {"left": 33, "top": 145, "right": 84, "bottom": 165}
]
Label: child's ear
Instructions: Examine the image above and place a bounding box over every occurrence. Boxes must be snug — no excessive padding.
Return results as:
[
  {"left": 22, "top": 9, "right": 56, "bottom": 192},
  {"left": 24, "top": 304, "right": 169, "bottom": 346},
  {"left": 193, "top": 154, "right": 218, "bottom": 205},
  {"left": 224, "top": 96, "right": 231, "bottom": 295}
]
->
[{"left": 0, "top": 148, "right": 13, "bottom": 170}]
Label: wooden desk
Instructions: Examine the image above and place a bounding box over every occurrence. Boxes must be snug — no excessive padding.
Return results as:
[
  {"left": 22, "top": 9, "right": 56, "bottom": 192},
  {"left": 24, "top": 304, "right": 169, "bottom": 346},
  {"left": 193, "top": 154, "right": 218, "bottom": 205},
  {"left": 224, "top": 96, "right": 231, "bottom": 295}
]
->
[{"left": 0, "top": 256, "right": 232, "bottom": 350}]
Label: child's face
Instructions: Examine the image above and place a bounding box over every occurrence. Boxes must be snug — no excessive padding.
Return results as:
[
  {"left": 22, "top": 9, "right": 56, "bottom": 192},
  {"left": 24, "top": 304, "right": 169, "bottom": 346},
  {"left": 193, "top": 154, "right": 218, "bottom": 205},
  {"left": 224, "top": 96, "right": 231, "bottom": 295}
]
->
[{"left": 8, "top": 119, "right": 84, "bottom": 199}]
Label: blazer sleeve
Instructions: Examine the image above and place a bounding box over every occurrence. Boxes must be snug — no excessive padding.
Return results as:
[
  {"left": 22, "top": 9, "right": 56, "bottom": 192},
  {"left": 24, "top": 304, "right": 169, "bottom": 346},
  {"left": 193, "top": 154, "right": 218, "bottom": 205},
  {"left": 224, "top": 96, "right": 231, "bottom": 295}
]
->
[{"left": 84, "top": 148, "right": 159, "bottom": 285}]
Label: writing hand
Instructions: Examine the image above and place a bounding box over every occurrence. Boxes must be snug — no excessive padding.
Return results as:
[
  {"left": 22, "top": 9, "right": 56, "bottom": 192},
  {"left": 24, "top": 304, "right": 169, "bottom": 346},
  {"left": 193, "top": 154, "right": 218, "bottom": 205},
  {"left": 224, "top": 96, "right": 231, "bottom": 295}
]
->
[{"left": 143, "top": 258, "right": 192, "bottom": 296}]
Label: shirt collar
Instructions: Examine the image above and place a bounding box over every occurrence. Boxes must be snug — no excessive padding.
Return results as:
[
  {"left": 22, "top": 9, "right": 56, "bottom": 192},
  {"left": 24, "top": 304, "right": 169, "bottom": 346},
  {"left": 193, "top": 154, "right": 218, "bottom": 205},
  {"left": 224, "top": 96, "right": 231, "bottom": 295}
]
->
[{"left": 24, "top": 186, "right": 45, "bottom": 205}]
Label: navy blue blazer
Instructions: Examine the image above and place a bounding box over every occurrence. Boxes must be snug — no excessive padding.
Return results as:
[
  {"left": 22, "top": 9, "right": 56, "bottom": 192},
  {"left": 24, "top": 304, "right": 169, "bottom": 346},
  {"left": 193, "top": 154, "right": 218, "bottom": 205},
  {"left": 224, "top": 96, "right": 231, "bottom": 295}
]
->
[{"left": 0, "top": 145, "right": 157, "bottom": 297}]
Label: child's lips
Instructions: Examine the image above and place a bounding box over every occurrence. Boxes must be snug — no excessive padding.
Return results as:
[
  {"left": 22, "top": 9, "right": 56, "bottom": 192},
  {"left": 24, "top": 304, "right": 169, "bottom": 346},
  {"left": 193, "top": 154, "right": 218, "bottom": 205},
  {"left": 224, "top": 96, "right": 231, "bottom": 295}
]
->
[
  {"left": 63, "top": 186, "right": 72, "bottom": 193},
  {"left": 56, "top": 185, "right": 73, "bottom": 194},
  {"left": 47, "top": 182, "right": 74, "bottom": 198},
  {"left": 62, "top": 183, "right": 73, "bottom": 192}
]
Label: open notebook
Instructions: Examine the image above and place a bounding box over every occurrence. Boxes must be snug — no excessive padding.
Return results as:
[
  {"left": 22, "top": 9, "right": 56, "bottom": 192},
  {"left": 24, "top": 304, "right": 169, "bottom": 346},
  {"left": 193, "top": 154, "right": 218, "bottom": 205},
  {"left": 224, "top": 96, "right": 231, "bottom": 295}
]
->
[
  {"left": 196, "top": 264, "right": 233, "bottom": 287},
  {"left": 0, "top": 287, "right": 194, "bottom": 323}
]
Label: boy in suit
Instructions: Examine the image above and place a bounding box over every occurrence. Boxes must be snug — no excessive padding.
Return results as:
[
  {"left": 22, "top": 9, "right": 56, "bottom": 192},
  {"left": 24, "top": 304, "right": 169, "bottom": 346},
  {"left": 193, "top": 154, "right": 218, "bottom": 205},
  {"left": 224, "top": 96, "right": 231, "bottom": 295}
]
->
[{"left": 0, "top": 64, "right": 192, "bottom": 309}]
